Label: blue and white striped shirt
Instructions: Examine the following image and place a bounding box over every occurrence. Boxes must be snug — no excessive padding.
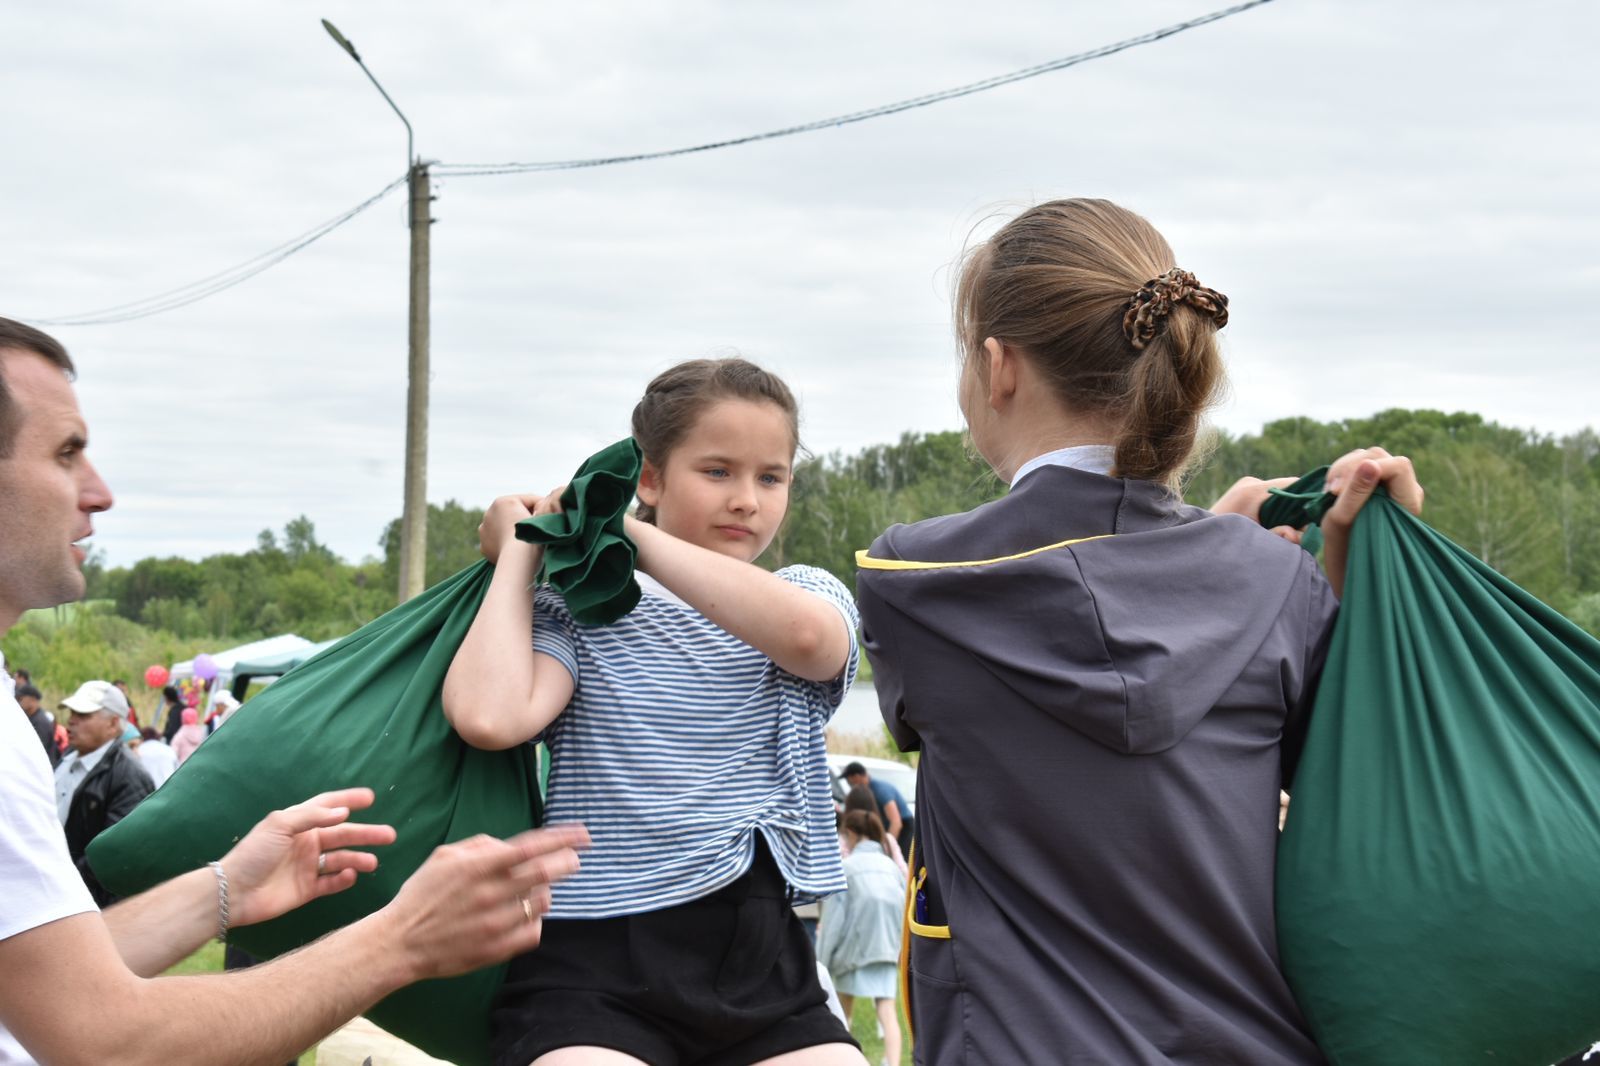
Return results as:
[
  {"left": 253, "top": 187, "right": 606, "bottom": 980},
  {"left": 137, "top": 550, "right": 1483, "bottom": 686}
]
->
[{"left": 532, "top": 564, "right": 858, "bottom": 918}]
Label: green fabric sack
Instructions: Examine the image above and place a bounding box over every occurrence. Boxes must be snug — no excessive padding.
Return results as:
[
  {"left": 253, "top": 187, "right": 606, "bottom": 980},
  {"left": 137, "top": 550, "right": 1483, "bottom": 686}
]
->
[
  {"left": 1267, "top": 471, "right": 1600, "bottom": 1064},
  {"left": 515, "top": 436, "right": 642, "bottom": 625},
  {"left": 86, "top": 439, "right": 642, "bottom": 1063},
  {"left": 88, "top": 562, "right": 540, "bottom": 1066}
]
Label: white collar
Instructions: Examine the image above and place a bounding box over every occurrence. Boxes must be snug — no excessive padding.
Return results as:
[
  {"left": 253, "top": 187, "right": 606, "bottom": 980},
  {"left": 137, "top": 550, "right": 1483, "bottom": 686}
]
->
[
  {"left": 62, "top": 739, "right": 115, "bottom": 775},
  {"left": 1010, "top": 444, "right": 1117, "bottom": 488}
]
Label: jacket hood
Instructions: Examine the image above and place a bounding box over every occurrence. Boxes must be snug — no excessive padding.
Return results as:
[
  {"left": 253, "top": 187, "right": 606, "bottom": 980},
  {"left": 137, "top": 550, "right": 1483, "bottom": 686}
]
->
[{"left": 857, "top": 478, "right": 1315, "bottom": 755}]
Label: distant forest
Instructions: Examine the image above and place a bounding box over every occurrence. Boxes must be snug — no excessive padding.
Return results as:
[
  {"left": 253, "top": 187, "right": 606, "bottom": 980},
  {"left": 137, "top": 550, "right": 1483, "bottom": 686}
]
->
[{"left": 7, "top": 409, "right": 1598, "bottom": 704}]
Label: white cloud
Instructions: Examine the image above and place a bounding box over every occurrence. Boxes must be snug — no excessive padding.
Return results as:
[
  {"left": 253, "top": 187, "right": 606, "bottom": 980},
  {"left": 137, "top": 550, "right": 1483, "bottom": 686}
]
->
[{"left": 5, "top": 0, "right": 1596, "bottom": 566}]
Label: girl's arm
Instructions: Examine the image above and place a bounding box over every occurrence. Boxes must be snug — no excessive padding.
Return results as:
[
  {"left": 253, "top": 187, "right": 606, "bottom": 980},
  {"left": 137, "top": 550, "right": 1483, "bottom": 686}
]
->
[
  {"left": 625, "top": 515, "right": 852, "bottom": 683},
  {"left": 443, "top": 493, "right": 576, "bottom": 751}
]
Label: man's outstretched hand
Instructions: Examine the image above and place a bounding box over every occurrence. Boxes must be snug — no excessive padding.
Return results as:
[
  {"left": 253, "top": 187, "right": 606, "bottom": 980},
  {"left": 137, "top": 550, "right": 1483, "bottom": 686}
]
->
[{"left": 220, "top": 787, "right": 397, "bottom": 928}]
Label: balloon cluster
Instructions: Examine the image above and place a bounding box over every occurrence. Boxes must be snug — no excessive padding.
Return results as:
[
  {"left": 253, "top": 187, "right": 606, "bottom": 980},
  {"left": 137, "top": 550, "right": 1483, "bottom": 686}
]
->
[
  {"left": 144, "top": 656, "right": 219, "bottom": 708},
  {"left": 176, "top": 676, "right": 207, "bottom": 708}
]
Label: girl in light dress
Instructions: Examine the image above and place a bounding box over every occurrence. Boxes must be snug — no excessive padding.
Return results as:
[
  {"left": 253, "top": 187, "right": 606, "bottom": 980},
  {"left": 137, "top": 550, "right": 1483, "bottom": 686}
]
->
[{"left": 816, "top": 810, "right": 905, "bottom": 1066}]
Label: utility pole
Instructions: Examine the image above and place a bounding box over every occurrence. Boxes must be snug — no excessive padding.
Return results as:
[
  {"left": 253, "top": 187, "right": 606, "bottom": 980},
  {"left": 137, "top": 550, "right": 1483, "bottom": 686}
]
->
[
  {"left": 401, "top": 160, "right": 432, "bottom": 602},
  {"left": 322, "top": 19, "right": 432, "bottom": 603}
]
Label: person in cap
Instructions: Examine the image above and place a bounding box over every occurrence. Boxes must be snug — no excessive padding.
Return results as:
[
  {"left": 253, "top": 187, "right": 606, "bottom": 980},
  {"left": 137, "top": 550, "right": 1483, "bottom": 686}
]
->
[
  {"left": 14, "top": 684, "right": 57, "bottom": 769},
  {"left": 54, "top": 680, "right": 154, "bottom": 905},
  {"left": 0, "top": 317, "right": 589, "bottom": 1066}
]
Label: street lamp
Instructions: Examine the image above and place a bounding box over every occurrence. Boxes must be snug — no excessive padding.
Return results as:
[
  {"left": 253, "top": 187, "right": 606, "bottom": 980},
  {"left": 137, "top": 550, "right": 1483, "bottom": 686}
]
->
[{"left": 323, "top": 18, "right": 433, "bottom": 603}]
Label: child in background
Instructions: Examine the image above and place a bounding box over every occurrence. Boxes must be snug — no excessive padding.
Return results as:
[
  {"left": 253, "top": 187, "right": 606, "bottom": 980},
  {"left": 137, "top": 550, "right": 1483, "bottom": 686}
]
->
[
  {"left": 855, "top": 198, "right": 1423, "bottom": 1064},
  {"left": 816, "top": 810, "right": 905, "bottom": 1066},
  {"left": 840, "top": 786, "right": 905, "bottom": 878},
  {"left": 171, "top": 708, "right": 206, "bottom": 765},
  {"left": 445, "top": 359, "right": 866, "bottom": 1066}
]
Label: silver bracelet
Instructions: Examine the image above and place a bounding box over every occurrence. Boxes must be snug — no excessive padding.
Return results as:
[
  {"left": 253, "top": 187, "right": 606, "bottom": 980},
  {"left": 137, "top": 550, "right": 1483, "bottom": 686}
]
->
[{"left": 207, "top": 861, "right": 229, "bottom": 942}]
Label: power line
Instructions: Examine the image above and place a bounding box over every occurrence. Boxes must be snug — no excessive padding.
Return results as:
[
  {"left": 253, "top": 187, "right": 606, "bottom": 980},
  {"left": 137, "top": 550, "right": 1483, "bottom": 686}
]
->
[
  {"left": 26, "top": 175, "right": 408, "bottom": 327},
  {"left": 434, "top": 0, "right": 1275, "bottom": 178},
  {"left": 28, "top": 1, "right": 1274, "bottom": 326}
]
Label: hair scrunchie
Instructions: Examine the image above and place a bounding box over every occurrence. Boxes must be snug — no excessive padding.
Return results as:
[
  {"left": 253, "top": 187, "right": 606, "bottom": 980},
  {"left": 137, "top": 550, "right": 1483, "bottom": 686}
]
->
[{"left": 1122, "top": 268, "right": 1230, "bottom": 351}]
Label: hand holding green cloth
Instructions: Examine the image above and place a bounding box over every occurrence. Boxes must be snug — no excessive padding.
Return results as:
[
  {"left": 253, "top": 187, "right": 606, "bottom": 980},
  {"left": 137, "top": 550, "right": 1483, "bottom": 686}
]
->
[
  {"left": 1258, "top": 466, "right": 1330, "bottom": 557},
  {"left": 86, "top": 562, "right": 541, "bottom": 1066},
  {"left": 515, "top": 436, "right": 642, "bottom": 626},
  {"left": 1265, "top": 469, "right": 1600, "bottom": 1064}
]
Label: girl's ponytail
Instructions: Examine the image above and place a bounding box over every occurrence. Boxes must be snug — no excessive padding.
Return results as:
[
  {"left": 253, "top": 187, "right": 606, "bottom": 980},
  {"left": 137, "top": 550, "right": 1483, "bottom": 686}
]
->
[
  {"left": 1114, "top": 269, "right": 1229, "bottom": 484},
  {"left": 954, "top": 199, "right": 1229, "bottom": 489},
  {"left": 843, "top": 808, "right": 887, "bottom": 848}
]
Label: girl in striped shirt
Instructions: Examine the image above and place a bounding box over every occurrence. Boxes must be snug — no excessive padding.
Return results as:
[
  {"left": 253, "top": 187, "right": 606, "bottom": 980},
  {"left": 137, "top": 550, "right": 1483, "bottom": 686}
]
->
[{"left": 445, "top": 358, "right": 867, "bottom": 1066}]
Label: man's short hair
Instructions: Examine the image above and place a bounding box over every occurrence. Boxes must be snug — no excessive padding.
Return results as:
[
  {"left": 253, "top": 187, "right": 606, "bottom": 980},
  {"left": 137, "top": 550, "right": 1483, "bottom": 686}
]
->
[
  {"left": 841, "top": 761, "right": 868, "bottom": 778},
  {"left": 0, "top": 317, "right": 76, "bottom": 458},
  {"left": 14, "top": 683, "right": 42, "bottom": 701}
]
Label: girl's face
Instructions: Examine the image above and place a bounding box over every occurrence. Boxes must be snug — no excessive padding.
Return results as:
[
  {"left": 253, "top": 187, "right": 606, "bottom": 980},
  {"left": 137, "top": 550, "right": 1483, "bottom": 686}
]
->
[{"left": 637, "top": 398, "right": 795, "bottom": 564}]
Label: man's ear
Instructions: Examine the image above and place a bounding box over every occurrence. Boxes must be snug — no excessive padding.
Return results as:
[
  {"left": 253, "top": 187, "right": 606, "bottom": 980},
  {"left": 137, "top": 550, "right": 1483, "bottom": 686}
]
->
[{"left": 636, "top": 459, "right": 662, "bottom": 508}]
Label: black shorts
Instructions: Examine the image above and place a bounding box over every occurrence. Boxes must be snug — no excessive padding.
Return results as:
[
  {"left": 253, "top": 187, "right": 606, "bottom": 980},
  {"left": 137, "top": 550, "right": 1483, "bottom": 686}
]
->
[{"left": 491, "top": 836, "right": 859, "bottom": 1065}]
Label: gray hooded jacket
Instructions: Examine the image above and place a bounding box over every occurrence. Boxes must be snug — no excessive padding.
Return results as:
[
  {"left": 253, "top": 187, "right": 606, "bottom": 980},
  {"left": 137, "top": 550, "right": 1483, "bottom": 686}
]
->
[{"left": 856, "top": 464, "right": 1336, "bottom": 1065}]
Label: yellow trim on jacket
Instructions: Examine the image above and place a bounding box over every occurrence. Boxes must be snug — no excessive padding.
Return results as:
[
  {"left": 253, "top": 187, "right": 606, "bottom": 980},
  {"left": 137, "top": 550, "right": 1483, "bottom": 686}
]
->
[{"left": 856, "top": 534, "right": 1112, "bottom": 571}]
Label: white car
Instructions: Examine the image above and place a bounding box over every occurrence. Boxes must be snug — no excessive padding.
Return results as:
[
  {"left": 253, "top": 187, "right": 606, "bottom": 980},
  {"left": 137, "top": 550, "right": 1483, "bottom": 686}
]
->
[{"left": 824, "top": 752, "right": 916, "bottom": 819}]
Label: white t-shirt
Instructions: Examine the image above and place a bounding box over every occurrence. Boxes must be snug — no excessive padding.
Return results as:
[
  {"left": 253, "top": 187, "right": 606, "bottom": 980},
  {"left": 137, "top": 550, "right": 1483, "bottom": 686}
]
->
[
  {"left": 137, "top": 740, "right": 178, "bottom": 790},
  {"left": 1, "top": 681, "right": 97, "bottom": 1064}
]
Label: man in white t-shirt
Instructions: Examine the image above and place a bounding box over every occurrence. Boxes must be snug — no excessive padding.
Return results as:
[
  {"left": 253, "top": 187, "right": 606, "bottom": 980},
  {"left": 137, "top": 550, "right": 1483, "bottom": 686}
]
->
[{"left": 0, "top": 318, "right": 589, "bottom": 1065}]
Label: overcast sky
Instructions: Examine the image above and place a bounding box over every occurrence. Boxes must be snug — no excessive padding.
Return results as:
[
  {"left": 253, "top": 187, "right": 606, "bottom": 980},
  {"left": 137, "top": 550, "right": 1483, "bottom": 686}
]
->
[{"left": 6, "top": 0, "right": 1596, "bottom": 568}]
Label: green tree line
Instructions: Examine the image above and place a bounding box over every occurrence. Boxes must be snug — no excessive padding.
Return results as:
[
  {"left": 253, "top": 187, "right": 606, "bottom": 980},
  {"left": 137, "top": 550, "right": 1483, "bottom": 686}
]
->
[
  {"left": 7, "top": 409, "right": 1598, "bottom": 709},
  {"left": 774, "top": 409, "right": 1600, "bottom": 634}
]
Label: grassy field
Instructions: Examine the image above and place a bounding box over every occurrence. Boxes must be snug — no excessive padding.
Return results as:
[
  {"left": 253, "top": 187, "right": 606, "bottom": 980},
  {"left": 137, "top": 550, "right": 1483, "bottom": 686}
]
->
[{"left": 847, "top": 995, "right": 912, "bottom": 1066}]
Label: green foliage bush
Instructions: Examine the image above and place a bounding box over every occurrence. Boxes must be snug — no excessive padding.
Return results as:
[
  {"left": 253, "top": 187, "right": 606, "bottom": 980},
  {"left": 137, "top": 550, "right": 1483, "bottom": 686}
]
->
[
  {"left": 1187, "top": 413, "right": 1600, "bottom": 609},
  {"left": 6, "top": 414, "right": 1596, "bottom": 712}
]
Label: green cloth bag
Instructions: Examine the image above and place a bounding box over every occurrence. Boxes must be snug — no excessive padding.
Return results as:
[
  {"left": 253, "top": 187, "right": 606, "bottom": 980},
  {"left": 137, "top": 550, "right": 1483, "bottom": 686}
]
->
[
  {"left": 515, "top": 436, "right": 642, "bottom": 626},
  {"left": 87, "top": 440, "right": 640, "bottom": 1062},
  {"left": 1266, "top": 470, "right": 1600, "bottom": 1064},
  {"left": 88, "top": 562, "right": 538, "bottom": 1065}
]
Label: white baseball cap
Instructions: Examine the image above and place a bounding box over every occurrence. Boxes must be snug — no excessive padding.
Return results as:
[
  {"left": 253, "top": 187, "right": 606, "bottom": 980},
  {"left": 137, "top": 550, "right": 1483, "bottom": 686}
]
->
[{"left": 59, "top": 680, "right": 131, "bottom": 719}]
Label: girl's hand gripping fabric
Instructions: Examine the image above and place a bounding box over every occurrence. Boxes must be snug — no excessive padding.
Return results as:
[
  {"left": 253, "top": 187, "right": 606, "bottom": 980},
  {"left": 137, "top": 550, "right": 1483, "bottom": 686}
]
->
[
  {"left": 443, "top": 487, "right": 576, "bottom": 751},
  {"left": 1320, "top": 447, "right": 1424, "bottom": 599},
  {"left": 478, "top": 487, "right": 567, "bottom": 565}
]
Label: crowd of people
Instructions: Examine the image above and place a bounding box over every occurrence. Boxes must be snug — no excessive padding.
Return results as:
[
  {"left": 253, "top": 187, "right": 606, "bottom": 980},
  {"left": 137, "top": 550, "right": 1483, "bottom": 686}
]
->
[
  {"left": 4, "top": 665, "right": 244, "bottom": 908},
  {"left": 13, "top": 192, "right": 1559, "bottom": 1066}
]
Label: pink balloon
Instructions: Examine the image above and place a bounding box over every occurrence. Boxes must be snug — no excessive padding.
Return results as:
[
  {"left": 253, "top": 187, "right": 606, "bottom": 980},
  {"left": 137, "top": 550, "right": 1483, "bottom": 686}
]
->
[
  {"left": 192, "top": 653, "right": 219, "bottom": 682},
  {"left": 144, "top": 664, "right": 169, "bottom": 688}
]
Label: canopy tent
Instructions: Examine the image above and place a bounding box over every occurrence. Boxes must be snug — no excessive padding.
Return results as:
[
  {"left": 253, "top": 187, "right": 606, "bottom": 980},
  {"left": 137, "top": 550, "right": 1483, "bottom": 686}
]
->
[
  {"left": 170, "top": 634, "right": 312, "bottom": 699},
  {"left": 229, "top": 638, "right": 341, "bottom": 699}
]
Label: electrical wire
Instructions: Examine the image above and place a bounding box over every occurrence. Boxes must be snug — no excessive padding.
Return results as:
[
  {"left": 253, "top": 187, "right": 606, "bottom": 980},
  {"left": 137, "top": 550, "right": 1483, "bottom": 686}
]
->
[
  {"left": 27, "top": 1, "right": 1273, "bottom": 326},
  {"left": 26, "top": 174, "right": 408, "bottom": 327},
  {"left": 434, "top": 0, "right": 1274, "bottom": 178}
]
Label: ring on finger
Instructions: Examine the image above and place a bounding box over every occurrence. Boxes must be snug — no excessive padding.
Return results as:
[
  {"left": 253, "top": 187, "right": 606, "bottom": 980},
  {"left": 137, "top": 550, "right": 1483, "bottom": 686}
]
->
[
  {"left": 317, "top": 853, "right": 328, "bottom": 876},
  {"left": 520, "top": 895, "right": 534, "bottom": 922}
]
